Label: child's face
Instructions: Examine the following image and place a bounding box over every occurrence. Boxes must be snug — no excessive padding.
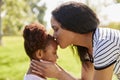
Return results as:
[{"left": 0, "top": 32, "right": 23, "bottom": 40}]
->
[{"left": 41, "top": 40, "right": 58, "bottom": 63}]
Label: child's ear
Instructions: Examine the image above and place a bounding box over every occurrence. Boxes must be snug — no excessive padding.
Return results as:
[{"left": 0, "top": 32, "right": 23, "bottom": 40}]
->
[{"left": 35, "top": 49, "right": 43, "bottom": 59}]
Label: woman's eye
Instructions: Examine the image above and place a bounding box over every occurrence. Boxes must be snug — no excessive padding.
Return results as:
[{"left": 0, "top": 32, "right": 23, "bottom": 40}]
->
[
  {"left": 53, "top": 27, "right": 58, "bottom": 31},
  {"left": 52, "top": 26, "right": 58, "bottom": 31},
  {"left": 54, "top": 28, "right": 58, "bottom": 31}
]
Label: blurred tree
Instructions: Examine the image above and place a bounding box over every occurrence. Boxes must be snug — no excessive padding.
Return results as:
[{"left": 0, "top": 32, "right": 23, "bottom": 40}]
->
[
  {"left": 28, "top": 0, "right": 47, "bottom": 25},
  {"left": 116, "top": 0, "right": 120, "bottom": 3},
  {"left": 1, "top": 0, "right": 46, "bottom": 35},
  {"left": 0, "top": 0, "right": 3, "bottom": 45},
  {"left": 110, "top": 23, "right": 120, "bottom": 29}
]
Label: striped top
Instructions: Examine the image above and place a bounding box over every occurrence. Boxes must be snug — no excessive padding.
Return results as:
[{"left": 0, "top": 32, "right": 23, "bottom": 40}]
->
[{"left": 93, "top": 28, "right": 120, "bottom": 74}]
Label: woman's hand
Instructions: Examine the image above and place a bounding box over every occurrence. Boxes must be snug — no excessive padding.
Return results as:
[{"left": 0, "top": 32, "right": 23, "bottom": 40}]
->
[
  {"left": 31, "top": 59, "right": 79, "bottom": 80},
  {"left": 31, "top": 59, "right": 62, "bottom": 79}
]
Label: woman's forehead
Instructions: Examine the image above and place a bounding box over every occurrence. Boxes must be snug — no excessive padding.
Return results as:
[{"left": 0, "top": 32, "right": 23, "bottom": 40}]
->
[{"left": 51, "top": 17, "right": 61, "bottom": 26}]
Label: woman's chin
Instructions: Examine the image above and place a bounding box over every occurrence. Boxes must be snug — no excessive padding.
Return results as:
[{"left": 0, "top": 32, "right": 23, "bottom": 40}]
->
[{"left": 59, "top": 44, "right": 67, "bottom": 49}]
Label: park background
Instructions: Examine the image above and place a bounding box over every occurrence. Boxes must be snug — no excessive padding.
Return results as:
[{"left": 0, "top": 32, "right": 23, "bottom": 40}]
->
[{"left": 0, "top": 0, "right": 120, "bottom": 80}]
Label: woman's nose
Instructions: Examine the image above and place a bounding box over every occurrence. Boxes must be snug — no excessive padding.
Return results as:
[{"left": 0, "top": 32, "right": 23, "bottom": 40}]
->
[{"left": 53, "top": 32, "right": 57, "bottom": 38}]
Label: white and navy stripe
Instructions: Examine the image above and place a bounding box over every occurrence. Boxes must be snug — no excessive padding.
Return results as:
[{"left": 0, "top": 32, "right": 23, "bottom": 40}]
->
[{"left": 93, "top": 28, "right": 120, "bottom": 74}]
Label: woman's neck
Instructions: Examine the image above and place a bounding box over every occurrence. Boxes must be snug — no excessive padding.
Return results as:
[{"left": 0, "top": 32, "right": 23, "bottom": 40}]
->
[{"left": 73, "top": 32, "right": 93, "bottom": 54}]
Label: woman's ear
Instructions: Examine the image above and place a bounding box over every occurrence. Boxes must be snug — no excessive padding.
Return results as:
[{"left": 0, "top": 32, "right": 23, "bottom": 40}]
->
[{"left": 35, "top": 50, "right": 43, "bottom": 59}]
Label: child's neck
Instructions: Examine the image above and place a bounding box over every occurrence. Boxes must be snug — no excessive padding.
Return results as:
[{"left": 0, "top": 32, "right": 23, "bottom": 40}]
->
[{"left": 27, "top": 67, "right": 46, "bottom": 79}]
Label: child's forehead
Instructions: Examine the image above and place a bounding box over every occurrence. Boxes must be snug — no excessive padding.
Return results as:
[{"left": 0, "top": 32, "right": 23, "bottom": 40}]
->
[{"left": 46, "top": 40, "right": 57, "bottom": 48}]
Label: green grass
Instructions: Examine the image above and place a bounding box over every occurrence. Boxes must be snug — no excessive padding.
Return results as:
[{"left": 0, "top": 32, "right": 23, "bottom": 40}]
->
[
  {"left": 0, "top": 36, "right": 29, "bottom": 80},
  {"left": 0, "top": 36, "right": 118, "bottom": 80}
]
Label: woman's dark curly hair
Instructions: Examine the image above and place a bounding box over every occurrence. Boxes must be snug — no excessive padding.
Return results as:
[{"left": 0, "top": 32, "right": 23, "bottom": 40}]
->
[{"left": 23, "top": 22, "right": 54, "bottom": 59}]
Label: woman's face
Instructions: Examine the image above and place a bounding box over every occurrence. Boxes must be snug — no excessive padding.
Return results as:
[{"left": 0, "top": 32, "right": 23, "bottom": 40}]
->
[{"left": 51, "top": 17, "right": 75, "bottom": 48}]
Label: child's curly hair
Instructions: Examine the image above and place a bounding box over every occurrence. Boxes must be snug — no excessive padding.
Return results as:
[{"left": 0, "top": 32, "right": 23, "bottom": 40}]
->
[{"left": 23, "top": 22, "right": 54, "bottom": 59}]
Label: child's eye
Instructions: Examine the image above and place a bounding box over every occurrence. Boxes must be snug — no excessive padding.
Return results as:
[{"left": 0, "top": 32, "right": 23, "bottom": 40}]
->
[{"left": 53, "top": 52, "right": 56, "bottom": 55}]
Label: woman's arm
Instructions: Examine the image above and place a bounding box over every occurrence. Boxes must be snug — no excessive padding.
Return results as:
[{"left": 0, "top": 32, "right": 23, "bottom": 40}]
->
[
  {"left": 81, "top": 61, "right": 94, "bottom": 80},
  {"left": 57, "top": 69, "right": 78, "bottom": 80},
  {"left": 93, "top": 64, "right": 114, "bottom": 80},
  {"left": 31, "top": 60, "right": 95, "bottom": 80},
  {"left": 81, "top": 61, "right": 114, "bottom": 80},
  {"left": 31, "top": 60, "right": 77, "bottom": 80}
]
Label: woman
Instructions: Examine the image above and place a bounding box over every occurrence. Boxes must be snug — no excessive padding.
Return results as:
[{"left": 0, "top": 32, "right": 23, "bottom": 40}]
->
[{"left": 31, "top": 1, "right": 120, "bottom": 80}]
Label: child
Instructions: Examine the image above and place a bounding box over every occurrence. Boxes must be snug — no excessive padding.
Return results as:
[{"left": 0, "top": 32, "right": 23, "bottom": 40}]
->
[{"left": 23, "top": 22, "right": 58, "bottom": 80}]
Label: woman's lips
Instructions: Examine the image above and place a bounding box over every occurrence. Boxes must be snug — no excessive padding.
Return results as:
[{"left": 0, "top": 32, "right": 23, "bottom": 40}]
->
[
  {"left": 56, "top": 39, "right": 59, "bottom": 44},
  {"left": 55, "top": 38, "right": 59, "bottom": 44}
]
